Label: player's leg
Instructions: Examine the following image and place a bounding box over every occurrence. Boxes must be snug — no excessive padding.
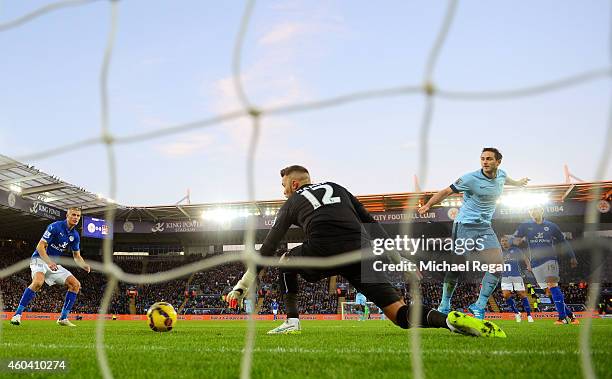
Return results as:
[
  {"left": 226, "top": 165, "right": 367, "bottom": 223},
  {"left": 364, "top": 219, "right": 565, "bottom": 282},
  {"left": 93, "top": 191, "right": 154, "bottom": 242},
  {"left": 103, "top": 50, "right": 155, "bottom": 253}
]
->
[
  {"left": 468, "top": 248, "right": 502, "bottom": 319},
  {"left": 502, "top": 289, "right": 520, "bottom": 322},
  {"left": 438, "top": 222, "right": 461, "bottom": 314},
  {"left": 11, "top": 270, "right": 45, "bottom": 325},
  {"left": 468, "top": 227, "right": 503, "bottom": 319},
  {"left": 564, "top": 304, "right": 578, "bottom": 324},
  {"left": 344, "top": 266, "right": 506, "bottom": 337},
  {"left": 517, "top": 290, "right": 534, "bottom": 322},
  {"left": 373, "top": 287, "right": 506, "bottom": 337},
  {"left": 438, "top": 271, "right": 459, "bottom": 314},
  {"left": 57, "top": 274, "right": 80, "bottom": 326},
  {"left": 547, "top": 280, "right": 568, "bottom": 324},
  {"left": 533, "top": 260, "right": 568, "bottom": 324},
  {"left": 267, "top": 269, "right": 300, "bottom": 334},
  {"left": 268, "top": 248, "right": 304, "bottom": 334}
]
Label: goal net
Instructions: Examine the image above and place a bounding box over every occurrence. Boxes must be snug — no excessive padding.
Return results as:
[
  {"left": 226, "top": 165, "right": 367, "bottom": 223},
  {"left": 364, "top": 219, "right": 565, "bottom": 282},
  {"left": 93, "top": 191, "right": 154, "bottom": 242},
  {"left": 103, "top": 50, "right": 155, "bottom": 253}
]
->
[{"left": 341, "top": 301, "right": 384, "bottom": 320}]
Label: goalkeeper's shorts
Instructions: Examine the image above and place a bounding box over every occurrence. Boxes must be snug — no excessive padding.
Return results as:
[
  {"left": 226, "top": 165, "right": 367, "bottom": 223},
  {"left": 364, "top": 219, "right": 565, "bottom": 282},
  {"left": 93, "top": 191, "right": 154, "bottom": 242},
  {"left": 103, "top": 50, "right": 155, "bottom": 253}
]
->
[{"left": 282, "top": 240, "right": 401, "bottom": 309}]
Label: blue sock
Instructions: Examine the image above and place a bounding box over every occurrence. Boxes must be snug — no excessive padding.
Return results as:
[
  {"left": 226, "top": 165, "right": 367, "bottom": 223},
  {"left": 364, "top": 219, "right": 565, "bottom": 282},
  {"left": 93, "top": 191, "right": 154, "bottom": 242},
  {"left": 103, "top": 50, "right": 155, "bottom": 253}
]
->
[
  {"left": 475, "top": 272, "right": 500, "bottom": 309},
  {"left": 15, "top": 288, "right": 37, "bottom": 316},
  {"left": 521, "top": 297, "right": 532, "bottom": 316},
  {"left": 565, "top": 304, "right": 573, "bottom": 318},
  {"left": 440, "top": 272, "right": 459, "bottom": 309},
  {"left": 550, "top": 286, "right": 566, "bottom": 319},
  {"left": 506, "top": 297, "right": 518, "bottom": 313},
  {"left": 60, "top": 291, "right": 78, "bottom": 320}
]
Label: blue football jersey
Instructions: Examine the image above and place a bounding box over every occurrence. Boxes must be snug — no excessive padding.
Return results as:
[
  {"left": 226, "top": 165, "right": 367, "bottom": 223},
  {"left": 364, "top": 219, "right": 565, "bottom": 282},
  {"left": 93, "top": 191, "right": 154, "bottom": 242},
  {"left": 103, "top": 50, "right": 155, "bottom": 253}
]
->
[
  {"left": 450, "top": 169, "right": 507, "bottom": 225},
  {"left": 32, "top": 220, "right": 80, "bottom": 258},
  {"left": 271, "top": 301, "right": 278, "bottom": 311},
  {"left": 502, "top": 246, "right": 522, "bottom": 277},
  {"left": 513, "top": 220, "right": 575, "bottom": 267}
]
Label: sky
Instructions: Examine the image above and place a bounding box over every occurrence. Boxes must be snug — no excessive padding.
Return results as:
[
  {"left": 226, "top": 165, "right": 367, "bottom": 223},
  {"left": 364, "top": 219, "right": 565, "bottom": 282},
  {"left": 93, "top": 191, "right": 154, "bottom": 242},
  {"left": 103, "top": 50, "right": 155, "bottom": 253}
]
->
[{"left": 0, "top": 0, "right": 610, "bottom": 206}]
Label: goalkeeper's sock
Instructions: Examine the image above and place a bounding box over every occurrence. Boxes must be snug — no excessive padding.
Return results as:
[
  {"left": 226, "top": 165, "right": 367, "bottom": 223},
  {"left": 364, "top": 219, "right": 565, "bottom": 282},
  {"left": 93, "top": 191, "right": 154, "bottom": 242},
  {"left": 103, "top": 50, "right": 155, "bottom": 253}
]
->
[
  {"left": 439, "top": 271, "right": 459, "bottom": 310},
  {"left": 15, "top": 287, "right": 37, "bottom": 316},
  {"left": 396, "top": 305, "right": 449, "bottom": 329},
  {"left": 474, "top": 272, "right": 501, "bottom": 309},
  {"left": 521, "top": 297, "right": 532, "bottom": 316},
  {"left": 285, "top": 293, "right": 299, "bottom": 319},
  {"left": 506, "top": 297, "right": 518, "bottom": 314}
]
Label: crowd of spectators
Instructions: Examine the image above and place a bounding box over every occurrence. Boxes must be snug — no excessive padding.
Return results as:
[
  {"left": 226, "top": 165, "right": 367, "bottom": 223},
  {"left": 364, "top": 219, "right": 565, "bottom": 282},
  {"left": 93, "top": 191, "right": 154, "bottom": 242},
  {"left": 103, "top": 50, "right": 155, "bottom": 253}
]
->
[{"left": 0, "top": 242, "right": 603, "bottom": 316}]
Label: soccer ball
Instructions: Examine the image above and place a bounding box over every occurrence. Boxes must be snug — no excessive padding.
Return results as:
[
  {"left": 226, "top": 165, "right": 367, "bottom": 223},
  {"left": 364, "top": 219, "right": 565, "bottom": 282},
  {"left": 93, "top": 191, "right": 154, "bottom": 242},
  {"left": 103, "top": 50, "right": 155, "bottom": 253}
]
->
[{"left": 147, "top": 302, "right": 178, "bottom": 332}]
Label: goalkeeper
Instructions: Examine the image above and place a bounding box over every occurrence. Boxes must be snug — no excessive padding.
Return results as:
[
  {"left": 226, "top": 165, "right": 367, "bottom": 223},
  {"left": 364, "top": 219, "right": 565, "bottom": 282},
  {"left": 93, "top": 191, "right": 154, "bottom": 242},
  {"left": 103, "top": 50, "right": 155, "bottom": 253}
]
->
[{"left": 227, "top": 165, "right": 505, "bottom": 337}]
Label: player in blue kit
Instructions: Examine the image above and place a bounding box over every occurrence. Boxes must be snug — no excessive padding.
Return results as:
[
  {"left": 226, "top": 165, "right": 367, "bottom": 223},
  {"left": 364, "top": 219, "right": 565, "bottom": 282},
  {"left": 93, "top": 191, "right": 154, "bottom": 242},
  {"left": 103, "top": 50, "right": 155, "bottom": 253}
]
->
[
  {"left": 10, "top": 207, "right": 91, "bottom": 327},
  {"left": 499, "top": 236, "right": 533, "bottom": 323},
  {"left": 418, "top": 148, "right": 529, "bottom": 319},
  {"left": 271, "top": 299, "right": 279, "bottom": 320},
  {"left": 513, "top": 206, "right": 579, "bottom": 325}
]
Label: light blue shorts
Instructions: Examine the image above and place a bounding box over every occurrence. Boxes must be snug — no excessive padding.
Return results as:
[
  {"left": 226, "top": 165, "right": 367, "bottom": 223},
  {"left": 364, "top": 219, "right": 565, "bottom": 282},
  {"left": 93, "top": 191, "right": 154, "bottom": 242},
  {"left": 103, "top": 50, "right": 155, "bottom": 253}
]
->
[{"left": 452, "top": 222, "right": 500, "bottom": 255}]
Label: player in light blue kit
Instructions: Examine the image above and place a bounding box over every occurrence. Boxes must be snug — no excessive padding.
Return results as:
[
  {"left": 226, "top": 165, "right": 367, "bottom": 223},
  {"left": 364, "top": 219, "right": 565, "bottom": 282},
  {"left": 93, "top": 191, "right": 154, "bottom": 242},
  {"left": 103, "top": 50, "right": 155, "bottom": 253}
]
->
[
  {"left": 355, "top": 292, "right": 368, "bottom": 321},
  {"left": 10, "top": 207, "right": 90, "bottom": 327},
  {"left": 418, "top": 148, "right": 529, "bottom": 319},
  {"left": 513, "top": 206, "right": 578, "bottom": 325},
  {"left": 243, "top": 297, "right": 254, "bottom": 314},
  {"left": 499, "top": 235, "right": 533, "bottom": 323}
]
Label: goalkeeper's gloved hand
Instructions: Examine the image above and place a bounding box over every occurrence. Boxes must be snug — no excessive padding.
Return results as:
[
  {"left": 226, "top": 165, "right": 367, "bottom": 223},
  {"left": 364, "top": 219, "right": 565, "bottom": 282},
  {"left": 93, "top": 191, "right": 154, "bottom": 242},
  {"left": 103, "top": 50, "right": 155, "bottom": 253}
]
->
[
  {"left": 226, "top": 268, "right": 256, "bottom": 304},
  {"left": 226, "top": 287, "right": 246, "bottom": 304}
]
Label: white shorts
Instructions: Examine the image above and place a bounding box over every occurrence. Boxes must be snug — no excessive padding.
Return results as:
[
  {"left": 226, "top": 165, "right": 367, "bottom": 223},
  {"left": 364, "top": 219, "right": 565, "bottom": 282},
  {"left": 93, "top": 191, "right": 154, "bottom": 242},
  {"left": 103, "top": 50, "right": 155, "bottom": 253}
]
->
[
  {"left": 501, "top": 276, "right": 525, "bottom": 292},
  {"left": 30, "top": 258, "right": 73, "bottom": 286},
  {"left": 272, "top": 310, "right": 278, "bottom": 315},
  {"left": 532, "top": 260, "right": 560, "bottom": 289}
]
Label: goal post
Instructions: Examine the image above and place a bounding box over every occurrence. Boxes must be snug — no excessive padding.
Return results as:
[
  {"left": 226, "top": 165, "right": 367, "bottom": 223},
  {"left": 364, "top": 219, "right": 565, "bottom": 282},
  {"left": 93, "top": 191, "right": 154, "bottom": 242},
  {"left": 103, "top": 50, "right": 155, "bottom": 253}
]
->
[{"left": 340, "top": 301, "right": 384, "bottom": 320}]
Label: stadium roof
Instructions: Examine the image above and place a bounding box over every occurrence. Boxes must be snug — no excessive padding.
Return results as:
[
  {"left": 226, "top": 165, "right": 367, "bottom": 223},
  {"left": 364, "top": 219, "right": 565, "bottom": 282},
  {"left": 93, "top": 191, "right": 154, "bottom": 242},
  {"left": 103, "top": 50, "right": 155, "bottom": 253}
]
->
[
  {"left": 0, "top": 154, "right": 116, "bottom": 212},
  {"left": 0, "top": 153, "right": 609, "bottom": 238},
  {"left": 89, "top": 181, "right": 611, "bottom": 222}
]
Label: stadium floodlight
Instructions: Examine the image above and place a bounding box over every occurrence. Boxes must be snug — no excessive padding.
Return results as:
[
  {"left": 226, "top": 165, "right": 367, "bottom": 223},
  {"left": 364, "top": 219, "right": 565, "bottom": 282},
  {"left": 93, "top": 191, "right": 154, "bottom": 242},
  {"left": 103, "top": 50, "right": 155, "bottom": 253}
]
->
[
  {"left": 9, "top": 184, "right": 21, "bottom": 193},
  {"left": 499, "top": 192, "right": 550, "bottom": 209}
]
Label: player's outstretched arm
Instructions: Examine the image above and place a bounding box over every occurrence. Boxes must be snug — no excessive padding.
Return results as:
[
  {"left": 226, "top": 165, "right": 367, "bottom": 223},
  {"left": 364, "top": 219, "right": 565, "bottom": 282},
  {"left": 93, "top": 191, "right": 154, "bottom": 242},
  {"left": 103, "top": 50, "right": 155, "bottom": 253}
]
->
[
  {"left": 418, "top": 187, "right": 453, "bottom": 214},
  {"left": 73, "top": 251, "right": 90, "bottom": 273},
  {"left": 505, "top": 176, "right": 530, "bottom": 186}
]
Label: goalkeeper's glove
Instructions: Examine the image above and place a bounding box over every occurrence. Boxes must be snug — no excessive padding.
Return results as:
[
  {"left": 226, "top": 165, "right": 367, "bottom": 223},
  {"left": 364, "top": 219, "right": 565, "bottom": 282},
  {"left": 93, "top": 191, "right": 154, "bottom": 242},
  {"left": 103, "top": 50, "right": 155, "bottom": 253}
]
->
[{"left": 226, "top": 268, "right": 256, "bottom": 304}]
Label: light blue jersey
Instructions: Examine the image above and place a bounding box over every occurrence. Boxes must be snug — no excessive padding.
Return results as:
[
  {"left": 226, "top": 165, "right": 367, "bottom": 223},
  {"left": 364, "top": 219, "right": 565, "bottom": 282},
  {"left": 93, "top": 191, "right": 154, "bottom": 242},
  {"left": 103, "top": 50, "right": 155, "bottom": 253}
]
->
[
  {"left": 32, "top": 220, "right": 80, "bottom": 258},
  {"left": 355, "top": 292, "right": 367, "bottom": 306},
  {"left": 450, "top": 169, "right": 507, "bottom": 225},
  {"left": 244, "top": 298, "right": 254, "bottom": 313}
]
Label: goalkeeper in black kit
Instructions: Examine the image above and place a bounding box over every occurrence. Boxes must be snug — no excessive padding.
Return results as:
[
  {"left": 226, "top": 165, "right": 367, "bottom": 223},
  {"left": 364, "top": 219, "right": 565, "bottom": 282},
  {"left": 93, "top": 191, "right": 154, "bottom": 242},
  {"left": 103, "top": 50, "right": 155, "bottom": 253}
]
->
[{"left": 227, "top": 165, "right": 506, "bottom": 337}]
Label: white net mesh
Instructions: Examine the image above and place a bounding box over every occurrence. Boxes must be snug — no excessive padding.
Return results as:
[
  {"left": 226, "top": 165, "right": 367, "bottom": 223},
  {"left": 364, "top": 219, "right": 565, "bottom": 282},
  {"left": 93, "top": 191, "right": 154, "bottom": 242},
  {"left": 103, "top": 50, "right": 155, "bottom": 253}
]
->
[{"left": 0, "top": 1, "right": 611, "bottom": 379}]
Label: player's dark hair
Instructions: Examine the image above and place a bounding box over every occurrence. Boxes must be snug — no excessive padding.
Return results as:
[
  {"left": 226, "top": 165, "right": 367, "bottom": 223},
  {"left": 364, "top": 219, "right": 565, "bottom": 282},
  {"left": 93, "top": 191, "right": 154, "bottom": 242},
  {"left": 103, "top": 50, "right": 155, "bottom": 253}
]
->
[
  {"left": 482, "top": 147, "right": 502, "bottom": 160},
  {"left": 280, "top": 165, "right": 309, "bottom": 177}
]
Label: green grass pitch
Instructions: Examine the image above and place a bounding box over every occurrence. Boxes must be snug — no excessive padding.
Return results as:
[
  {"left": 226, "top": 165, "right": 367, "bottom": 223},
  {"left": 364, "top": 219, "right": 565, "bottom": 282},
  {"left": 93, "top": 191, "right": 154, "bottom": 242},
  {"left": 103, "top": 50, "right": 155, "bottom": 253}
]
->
[{"left": 0, "top": 319, "right": 610, "bottom": 378}]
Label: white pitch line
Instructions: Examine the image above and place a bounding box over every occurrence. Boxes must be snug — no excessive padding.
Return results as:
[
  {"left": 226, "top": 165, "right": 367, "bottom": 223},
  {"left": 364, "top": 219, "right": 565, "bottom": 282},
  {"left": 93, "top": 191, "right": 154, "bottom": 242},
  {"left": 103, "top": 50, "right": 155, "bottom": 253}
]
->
[{"left": 0, "top": 342, "right": 609, "bottom": 356}]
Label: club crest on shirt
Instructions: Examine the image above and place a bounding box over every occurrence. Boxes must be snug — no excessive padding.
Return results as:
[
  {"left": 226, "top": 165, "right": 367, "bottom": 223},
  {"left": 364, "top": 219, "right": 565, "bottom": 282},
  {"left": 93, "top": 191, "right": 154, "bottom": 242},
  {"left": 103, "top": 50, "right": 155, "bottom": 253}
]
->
[{"left": 69, "top": 236, "right": 74, "bottom": 242}]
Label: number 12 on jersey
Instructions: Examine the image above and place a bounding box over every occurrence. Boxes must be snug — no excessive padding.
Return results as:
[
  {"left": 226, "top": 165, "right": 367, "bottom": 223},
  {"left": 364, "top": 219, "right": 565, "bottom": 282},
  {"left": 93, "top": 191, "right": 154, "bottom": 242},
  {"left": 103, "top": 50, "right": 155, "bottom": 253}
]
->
[{"left": 301, "top": 184, "right": 341, "bottom": 209}]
